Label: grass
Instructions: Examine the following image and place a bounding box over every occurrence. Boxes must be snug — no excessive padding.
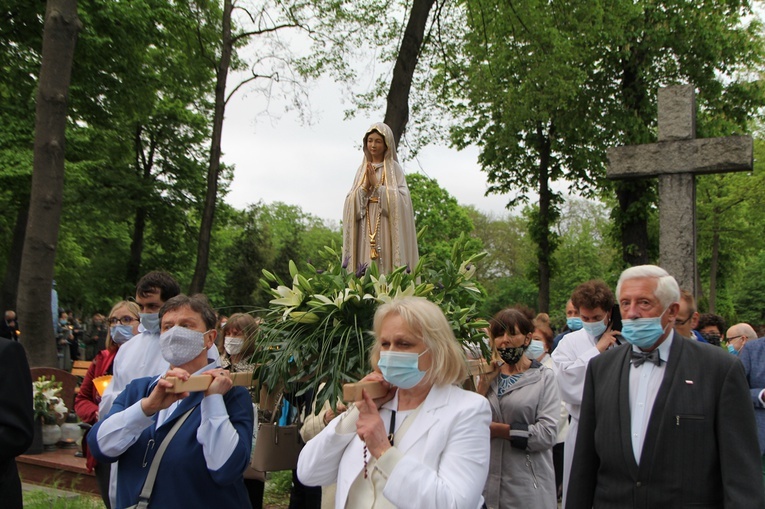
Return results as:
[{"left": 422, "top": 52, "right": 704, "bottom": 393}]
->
[
  {"left": 23, "top": 487, "right": 103, "bottom": 509},
  {"left": 264, "top": 470, "right": 292, "bottom": 508},
  {"left": 22, "top": 470, "right": 294, "bottom": 509}
]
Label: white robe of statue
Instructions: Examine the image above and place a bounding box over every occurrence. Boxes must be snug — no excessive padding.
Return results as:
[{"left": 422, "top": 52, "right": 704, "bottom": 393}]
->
[{"left": 342, "top": 122, "right": 419, "bottom": 275}]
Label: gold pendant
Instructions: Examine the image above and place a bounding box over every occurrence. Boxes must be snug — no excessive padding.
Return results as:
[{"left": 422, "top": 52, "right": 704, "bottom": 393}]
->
[{"left": 370, "top": 245, "right": 379, "bottom": 260}]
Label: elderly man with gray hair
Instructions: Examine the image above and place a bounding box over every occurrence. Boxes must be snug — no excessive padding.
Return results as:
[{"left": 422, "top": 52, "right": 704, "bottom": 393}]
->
[
  {"left": 567, "top": 265, "right": 764, "bottom": 509},
  {"left": 725, "top": 323, "right": 758, "bottom": 355}
]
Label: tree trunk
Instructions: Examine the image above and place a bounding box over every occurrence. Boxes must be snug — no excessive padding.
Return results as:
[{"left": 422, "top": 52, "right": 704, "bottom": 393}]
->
[
  {"left": 126, "top": 205, "right": 147, "bottom": 286},
  {"left": 383, "top": 0, "right": 436, "bottom": 147},
  {"left": 0, "top": 202, "right": 29, "bottom": 312},
  {"left": 708, "top": 228, "right": 719, "bottom": 313},
  {"left": 615, "top": 42, "right": 652, "bottom": 267},
  {"left": 615, "top": 180, "right": 651, "bottom": 266},
  {"left": 17, "top": 0, "right": 80, "bottom": 367},
  {"left": 126, "top": 124, "right": 157, "bottom": 286},
  {"left": 189, "top": 0, "right": 233, "bottom": 294},
  {"left": 535, "top": 125, "right": 553, "bottom": 313}
]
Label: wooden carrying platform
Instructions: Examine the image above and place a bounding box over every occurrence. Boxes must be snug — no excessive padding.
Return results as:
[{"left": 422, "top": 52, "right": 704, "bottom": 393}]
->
[
  {"left": 165, "top": 358, "right": 495, "bottom": 402},
  {"left": 165, "top": 371, "right": 257, "bottom": 393},
  {"left": 341, "top": 358, "right": 494, "bottom": 402}
]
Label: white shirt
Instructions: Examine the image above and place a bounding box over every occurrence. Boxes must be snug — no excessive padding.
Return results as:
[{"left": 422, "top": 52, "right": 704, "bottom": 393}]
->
[
  {"left": 95, "top": 358, "right": 240, "bottom": 470},
  {"left": 552, "top": 328, "right": 601, "bottom": 421},
  {"left": 629, "top": 331, "right": 673, "bottom": 463}
]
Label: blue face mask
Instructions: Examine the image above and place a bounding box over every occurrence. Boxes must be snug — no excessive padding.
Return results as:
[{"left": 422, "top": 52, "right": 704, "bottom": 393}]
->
[
  {"left": 621, "top": 307, "right": 669, "bottom": 350},
  {"left": 110, "top": 325, "right": 134, "bottom": 344},
  {"left": 567, "top": 317, "right": 583, "bottom": 331},
  {"left": 140, "top": 313, "right": 161, "bottom": 334},
  {"left": 727, "top": 344, "right": 739, "bottom": 356},
  {"left": 377, "top": 350, "right": 429, "bottom": 389},
  {"left": 582, "top": 318, "right": 608, "bottom": 338},
  {"left": 525, "top": 340, "right": 545, "bottom": 360}
]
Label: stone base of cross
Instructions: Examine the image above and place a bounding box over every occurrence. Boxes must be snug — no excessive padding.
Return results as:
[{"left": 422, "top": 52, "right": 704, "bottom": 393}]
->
[{"left": 607, "top": 85, "right": 752, "bottom": 297}]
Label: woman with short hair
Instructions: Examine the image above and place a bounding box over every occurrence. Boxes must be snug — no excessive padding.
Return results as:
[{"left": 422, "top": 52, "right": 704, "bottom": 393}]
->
[
  {"left": 480, "top": 308, "right": 559, "bottom": 509},
  {"left": 88, "top": 294, "right": 253, "bottom": 508}
]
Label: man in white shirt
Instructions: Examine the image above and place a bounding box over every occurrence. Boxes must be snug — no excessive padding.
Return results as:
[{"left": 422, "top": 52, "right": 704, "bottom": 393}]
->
[
  {"left": 99, "top": 271, "right": 181, "bottom": 417},
  {"left": 566, "top": 265, "right": 763, "bottom": 509},
  {"left": 552, "top": 280, "right": 619, "bottom": 506}
]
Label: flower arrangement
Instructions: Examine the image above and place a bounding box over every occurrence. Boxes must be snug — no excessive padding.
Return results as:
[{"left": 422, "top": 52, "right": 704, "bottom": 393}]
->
[
  {"left": 33, "top": 376, "right": 68, "bottom": 424},
  {"left": 252, "top": 234, "right": 490, "bottom": 411}
]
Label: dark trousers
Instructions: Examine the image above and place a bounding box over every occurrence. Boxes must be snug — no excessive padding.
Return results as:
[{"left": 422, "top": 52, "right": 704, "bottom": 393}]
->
[
  {"left": 288, "top": 469, "right": 321, "bottom": 509},
  {"left": 94, "top": 462, "right": 111, "bottom": 509},
  {"left": 0, "top": 460, "right": 23, "bottom": 509},
  {"left": 553, "top": 441, "right": 564, "bottom": 498},
  {"left": 245, "top": 478, "right": 265, "bottom": 509}
]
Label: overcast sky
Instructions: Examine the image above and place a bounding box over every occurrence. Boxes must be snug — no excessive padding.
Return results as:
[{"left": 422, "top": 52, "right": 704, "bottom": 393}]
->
[{"left": 220, "top": 75, "right": 517, "bottom": 223}]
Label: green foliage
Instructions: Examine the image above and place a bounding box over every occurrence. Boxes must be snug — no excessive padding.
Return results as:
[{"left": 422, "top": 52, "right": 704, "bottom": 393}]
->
[
  {"left": 732, "top": 250, "right": 765, "bottom": 326},
  {"left": 407, "top": 173, "right": 483, "bottom": 260},
  {"left": 253, "top": 237, "right": 488, "bottom": 412}
]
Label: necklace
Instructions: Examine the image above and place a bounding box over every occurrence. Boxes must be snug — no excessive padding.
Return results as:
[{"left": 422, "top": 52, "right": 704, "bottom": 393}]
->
[
  {"left": 363, "top": 409, "right": 396, "bottom": 479},
  {"left": 364, "top": 164, "right": 386, "bottom": 261}
]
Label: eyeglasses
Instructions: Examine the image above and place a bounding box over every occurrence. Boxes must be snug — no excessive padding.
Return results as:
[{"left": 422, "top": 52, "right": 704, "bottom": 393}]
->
[
  {"left": 675, "top": 315, "right": 692, "bottom": 326},
  {"left": 727, "top": 335, "right": 745, "bottom": 343},
  {"left": 109, "top": 316, "right": 137, "bottom": 326}
]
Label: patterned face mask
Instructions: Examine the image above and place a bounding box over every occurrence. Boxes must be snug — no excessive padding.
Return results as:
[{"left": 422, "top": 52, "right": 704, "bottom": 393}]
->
[
  {"left": 159, "top": 326, "right": 209, "bottom": 366},
  {"left": 497, "top": 346, "right": 526, "bottom": 365}
]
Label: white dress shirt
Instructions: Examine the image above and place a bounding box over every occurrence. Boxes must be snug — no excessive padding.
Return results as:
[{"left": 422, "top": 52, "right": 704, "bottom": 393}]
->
[{"left": 629, "top": 331, "right": 674, "bottom": 463}]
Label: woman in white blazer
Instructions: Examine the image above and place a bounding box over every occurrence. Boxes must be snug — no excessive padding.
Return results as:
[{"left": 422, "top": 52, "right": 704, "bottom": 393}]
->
[{"left": 297, "top": 296, "right": 492, "bottom": 509}]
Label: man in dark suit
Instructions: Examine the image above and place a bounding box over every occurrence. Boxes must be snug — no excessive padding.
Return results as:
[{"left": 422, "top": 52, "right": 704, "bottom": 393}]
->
[
  {"left": 0, "top": 337, "right": 34, "bottom": 508},
  {"left": 566, "top": 265, "right": 764, "bottom": 509},
  {"left": 738, "top": 336, "right": 765, "bottom": 489}
]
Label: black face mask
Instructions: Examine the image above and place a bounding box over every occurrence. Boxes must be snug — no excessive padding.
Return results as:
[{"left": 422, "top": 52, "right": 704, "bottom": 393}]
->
[
  {"left": 701, "top": 332, "right": 721, "bottom": 346},
  {"left": 497, "top": 346, "right": 526, "bottom": 365}
]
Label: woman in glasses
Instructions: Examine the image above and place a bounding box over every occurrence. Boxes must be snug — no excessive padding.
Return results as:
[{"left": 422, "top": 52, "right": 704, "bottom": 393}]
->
[{"left": 74, "top": 300, "right": 140, "bottom": 509}]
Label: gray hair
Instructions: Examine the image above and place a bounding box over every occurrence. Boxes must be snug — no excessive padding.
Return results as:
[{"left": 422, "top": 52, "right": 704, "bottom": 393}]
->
[
  {"left": 728, "top": 323, "right": 758, "bottom": 341},
  {"left": 616, "top": 265, "right": 680, "bottom": 309}
]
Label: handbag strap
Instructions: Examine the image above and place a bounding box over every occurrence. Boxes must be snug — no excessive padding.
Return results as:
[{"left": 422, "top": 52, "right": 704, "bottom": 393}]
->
[
  {"left": 269, "top": 392, "right": 284, "bottom": 424},
  {"left": 134, "top": 405, "right": 197, "bottom": 509}
]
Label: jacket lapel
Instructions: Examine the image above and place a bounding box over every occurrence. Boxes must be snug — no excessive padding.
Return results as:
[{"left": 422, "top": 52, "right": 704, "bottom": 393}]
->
[
  {"left": 617, "top": 346, "right": 640, "bottom": 479},
  {"left": 394, "top": 384, "right": 449, "bottom": 454}
]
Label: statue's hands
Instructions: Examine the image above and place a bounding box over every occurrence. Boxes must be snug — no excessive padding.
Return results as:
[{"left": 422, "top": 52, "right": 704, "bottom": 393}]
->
[{"left": 364, "top": 162, "right": 378, "bottom": 192}]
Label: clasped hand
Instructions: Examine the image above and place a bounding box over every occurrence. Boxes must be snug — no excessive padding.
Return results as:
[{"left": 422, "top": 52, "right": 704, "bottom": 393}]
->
[
  {"left": 140, "top": 368, "right": 233, "bottom": 416},
  {"left": 355, "top": 371, "right": 396, "bottom": 459},
  {"left": 364, "top": 162, "right": 378, "bottom": 192}
]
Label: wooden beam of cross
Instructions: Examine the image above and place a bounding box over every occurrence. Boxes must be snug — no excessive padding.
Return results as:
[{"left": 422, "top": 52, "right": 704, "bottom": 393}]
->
[{"left": 607, "top": 85, "right": 753, "bottom": 296}]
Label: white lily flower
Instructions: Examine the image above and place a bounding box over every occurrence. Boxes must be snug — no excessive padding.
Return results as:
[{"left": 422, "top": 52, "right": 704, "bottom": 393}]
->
[{"left": 270, "top": 285, "right": 304, "bottom": 308}]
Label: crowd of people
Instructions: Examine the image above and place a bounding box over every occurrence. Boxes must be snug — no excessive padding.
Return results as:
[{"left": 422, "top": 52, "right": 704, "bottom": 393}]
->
[
  {"left": 2, "top": 125, "right": 764, "bottom": 508},
  {"left": 2, "top": 261, "right": 765, "bottom": 509}
]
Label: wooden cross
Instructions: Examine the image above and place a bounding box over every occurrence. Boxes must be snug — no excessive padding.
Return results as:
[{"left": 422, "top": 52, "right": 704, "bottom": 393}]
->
[{"left": 607, "top": 85, "right": 753, "bottom": 296}]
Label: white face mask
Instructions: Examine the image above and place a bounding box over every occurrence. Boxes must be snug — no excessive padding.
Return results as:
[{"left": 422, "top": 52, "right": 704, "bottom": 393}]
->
[
  {"left": 224, "top": 336, "right": 244, "bottom": 355},
  {"left": 159, "top": 325, "right": 209, "bottom": 366}
]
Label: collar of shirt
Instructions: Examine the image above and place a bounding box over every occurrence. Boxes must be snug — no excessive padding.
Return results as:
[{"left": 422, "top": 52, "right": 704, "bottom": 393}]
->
[{"left": 631, "top": 330, "right": 674, "bottom": 366}]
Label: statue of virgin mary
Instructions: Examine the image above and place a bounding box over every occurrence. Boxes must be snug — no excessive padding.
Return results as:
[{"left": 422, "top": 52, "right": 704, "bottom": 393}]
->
[{"left": 342, "top": 122, "right": 419, "bottom": 275}]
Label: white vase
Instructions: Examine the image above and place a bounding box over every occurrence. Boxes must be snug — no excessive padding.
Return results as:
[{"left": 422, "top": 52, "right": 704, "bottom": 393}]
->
[
  {"left": 41, "top": 423, "right": 61, "bottom": 451},
  {"left": 59, "top": 421, "right": 82, "bottom": 449}
]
